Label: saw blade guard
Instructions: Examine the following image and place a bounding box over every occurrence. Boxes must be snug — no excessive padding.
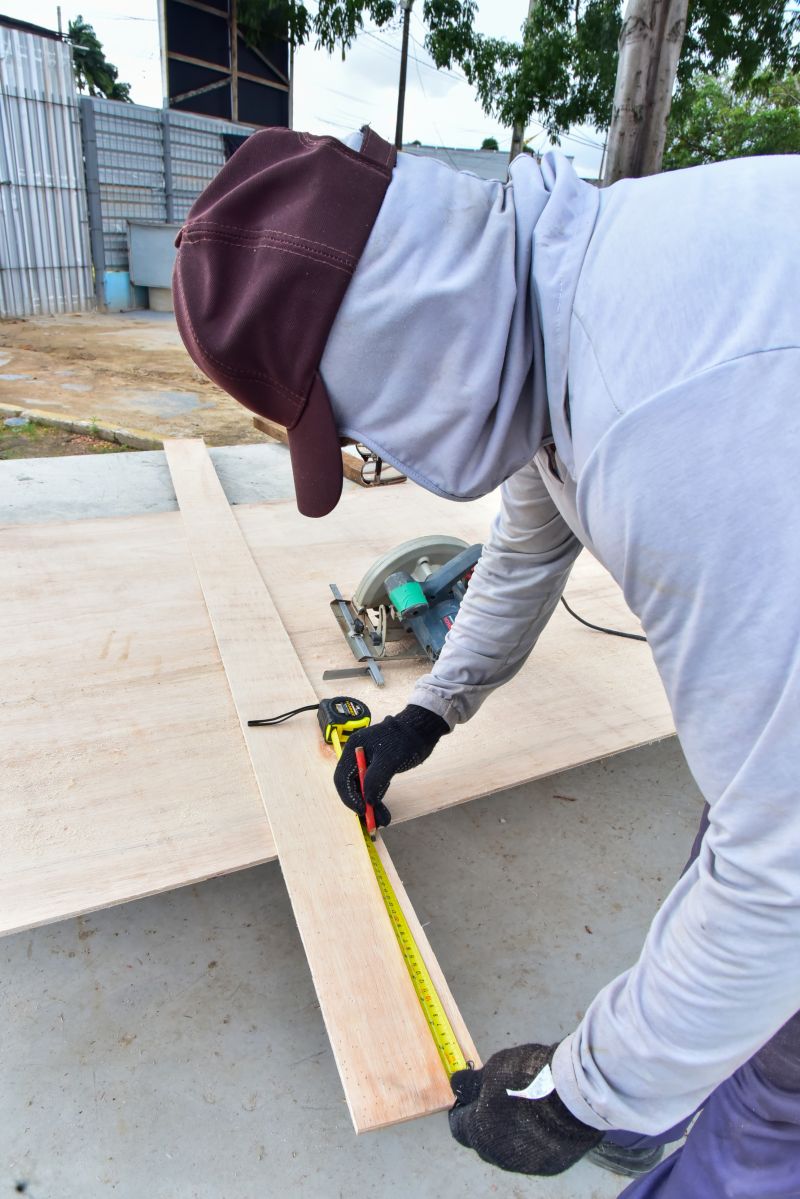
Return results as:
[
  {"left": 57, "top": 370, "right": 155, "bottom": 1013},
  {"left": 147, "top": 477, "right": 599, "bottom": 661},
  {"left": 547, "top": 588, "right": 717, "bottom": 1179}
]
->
[{"left": 353, "top": 535, "right": 470, "bottom": 611}]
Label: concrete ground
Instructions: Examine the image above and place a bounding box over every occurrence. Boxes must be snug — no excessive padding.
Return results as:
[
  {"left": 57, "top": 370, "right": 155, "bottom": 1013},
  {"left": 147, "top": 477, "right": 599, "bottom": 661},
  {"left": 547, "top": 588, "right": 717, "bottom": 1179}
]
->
[
  {"left": 0, "top": 312, "right": 260, "bottom": 445},
  {"left": 0, "top": 447, "right": 701, "bottom": 1199}
]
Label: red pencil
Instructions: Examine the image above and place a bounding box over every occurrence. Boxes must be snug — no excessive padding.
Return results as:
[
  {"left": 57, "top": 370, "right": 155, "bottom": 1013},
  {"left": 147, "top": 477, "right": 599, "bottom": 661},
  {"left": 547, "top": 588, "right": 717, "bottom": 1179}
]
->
[{"left": 354, "top": 745, "right": 377, "bottom": 841}]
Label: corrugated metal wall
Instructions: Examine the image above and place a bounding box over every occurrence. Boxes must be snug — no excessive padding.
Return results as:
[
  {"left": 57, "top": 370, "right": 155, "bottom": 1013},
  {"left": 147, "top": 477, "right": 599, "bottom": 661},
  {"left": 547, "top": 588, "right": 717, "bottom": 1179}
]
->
[
  {"left": 88, "top": 99, "right": 167, "bottom": 270},
  {"left": 81, "top": 97, "right": 254, "bottom": 306},
  {"left": 168, "top": 109, "right": 253, "bottom": 222},
  {"left": 0, "top": 26, "right": 94, "bottom": 318}
]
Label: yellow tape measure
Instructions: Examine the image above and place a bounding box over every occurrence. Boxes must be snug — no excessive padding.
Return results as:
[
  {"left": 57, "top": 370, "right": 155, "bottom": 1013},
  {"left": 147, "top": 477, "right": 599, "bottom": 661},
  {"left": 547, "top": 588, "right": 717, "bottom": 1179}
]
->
[
  {"left": 360, "top": 827, "right": 468, "bottom": 1075},
  {"left": 329, "top": 708, "right": 468, "bottom": 1077}
]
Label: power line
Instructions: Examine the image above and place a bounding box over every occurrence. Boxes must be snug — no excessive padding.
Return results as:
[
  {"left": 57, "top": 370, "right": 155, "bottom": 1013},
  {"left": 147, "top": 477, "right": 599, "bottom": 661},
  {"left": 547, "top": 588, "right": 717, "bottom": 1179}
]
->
[
  {"left": 525, "top": 115, "right": 605, "bottom": 151},
  {"left": 362, "top": 27, "right": 466, "bottom": 85},
  {"left": 410, "top": 47, "right": 460, "bottom": 168},
  {"left": 312, "top": 11, "right": 604, "bottom": 158},
  {"left": 406, "top": 11, "right": 605, "bottom": 153},
  {"left": 314, "top": 114, "right": 361, "bottom": 130},
  {"left": 323, "top": 83, "right": 373, "bottom": 106},
  {"left": 408, "top": 29, "right": 469, "bottom": 84},
  {"left": 68, "top": 8, "right": 158, "bottom": 20}
]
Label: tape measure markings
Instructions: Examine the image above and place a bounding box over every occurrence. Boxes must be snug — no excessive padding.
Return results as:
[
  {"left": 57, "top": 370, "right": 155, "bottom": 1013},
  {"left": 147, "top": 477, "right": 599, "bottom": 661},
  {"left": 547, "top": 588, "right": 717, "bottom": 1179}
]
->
[
  {"left": 363, "top": 828, "right": 468, "bottom": 1076},
  {"left": 250, "top": 696, "right": 471, "bottom": 1078}
]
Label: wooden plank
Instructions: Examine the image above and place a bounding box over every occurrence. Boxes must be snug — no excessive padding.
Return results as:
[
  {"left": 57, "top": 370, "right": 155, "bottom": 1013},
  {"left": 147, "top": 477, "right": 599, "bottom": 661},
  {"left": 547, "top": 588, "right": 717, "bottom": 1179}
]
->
[
  {"left": 163, "top": 438, "right": 474, "bottom": 1130},
  {"left": 0, "top": 480, "right": 673, "bottom": 938},
  {"left": 374, "top": 839, "right": 480, "bottom": 1070}
]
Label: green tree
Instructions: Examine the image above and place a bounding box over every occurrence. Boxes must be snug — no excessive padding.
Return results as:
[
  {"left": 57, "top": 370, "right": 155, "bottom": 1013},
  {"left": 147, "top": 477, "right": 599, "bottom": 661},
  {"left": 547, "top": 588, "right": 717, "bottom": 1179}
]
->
[
  {"left": 427, "top": 0, "right": 799, "bottom": 142},
  {"left": 238, "top": 0, "right": 397, "bottom": 55},
  {"left": 67, "top": 16, "right": 132, "bottom": 101},
  {"left": 237, "top": 1, "right": 477, "bottom": 57},
  {"left": 240, "top": 2, "right": 799, "bottom": 148},
  {"left": 480, "top": 135, "right": 500, "bottom": 150},
  {"left": 663, "top": 71, "right": 800, "bottom": 169}
]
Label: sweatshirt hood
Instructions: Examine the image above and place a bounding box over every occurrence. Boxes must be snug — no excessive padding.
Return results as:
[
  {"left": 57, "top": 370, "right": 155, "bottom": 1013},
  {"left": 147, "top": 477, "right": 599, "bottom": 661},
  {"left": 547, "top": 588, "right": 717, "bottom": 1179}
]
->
[{"left": 320, "top": 142, "right": 599, "bottom": 499}]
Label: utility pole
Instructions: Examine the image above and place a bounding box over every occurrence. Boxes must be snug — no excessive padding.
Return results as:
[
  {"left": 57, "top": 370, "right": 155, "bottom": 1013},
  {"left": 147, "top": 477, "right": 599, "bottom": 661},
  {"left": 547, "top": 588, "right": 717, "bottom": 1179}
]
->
[
  {"left": 602, "top": 0, "right": 689, "bottom": 185},
  {"left": 394, "top": 0, "right": 414, "bottom": 150},
  {"left": 509, "top": 0, "right": 536, "bottom": 164}
]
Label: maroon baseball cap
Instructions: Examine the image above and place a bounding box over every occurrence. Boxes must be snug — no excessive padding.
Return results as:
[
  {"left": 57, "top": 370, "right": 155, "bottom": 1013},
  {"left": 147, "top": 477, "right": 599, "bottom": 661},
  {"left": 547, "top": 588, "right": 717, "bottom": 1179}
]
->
[{"left": 172, "top": 126, "right": 397, "bottom": 517}]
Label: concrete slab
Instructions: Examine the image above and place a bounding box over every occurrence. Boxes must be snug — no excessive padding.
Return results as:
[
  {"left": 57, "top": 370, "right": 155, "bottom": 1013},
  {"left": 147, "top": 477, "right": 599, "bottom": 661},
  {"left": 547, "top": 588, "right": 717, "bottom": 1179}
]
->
[
  {"left": 0, "top": 739, "right": 701, "bottom": 1199},
  {"left": 0, "top": 443, "right": 356, "bottom": 523}
]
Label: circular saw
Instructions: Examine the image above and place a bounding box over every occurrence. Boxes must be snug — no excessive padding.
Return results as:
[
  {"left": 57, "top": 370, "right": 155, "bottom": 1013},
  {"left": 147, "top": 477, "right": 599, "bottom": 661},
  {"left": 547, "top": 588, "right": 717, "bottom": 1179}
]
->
[{"left": 326, "top": 535, "right": 483, "bottom": 686}]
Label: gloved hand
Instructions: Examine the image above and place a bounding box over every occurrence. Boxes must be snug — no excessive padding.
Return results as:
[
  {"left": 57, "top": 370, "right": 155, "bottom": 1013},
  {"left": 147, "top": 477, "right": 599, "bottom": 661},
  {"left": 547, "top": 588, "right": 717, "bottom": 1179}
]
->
[
  {"left": 449, "top": 1043, "right": 603, "bottom": 1176},
  {"left": 333, "top": 704, "right": 449, "bottom": 828}
]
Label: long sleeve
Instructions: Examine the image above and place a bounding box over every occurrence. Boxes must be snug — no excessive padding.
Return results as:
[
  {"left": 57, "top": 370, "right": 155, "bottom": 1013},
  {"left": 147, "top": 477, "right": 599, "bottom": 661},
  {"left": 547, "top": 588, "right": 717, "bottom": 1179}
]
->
[
  {"left": 409, "top": 458, "right": 582, "bottom": 727},
  {"left": 552, "top": 350, "right": 800, "bottom": 1134}
]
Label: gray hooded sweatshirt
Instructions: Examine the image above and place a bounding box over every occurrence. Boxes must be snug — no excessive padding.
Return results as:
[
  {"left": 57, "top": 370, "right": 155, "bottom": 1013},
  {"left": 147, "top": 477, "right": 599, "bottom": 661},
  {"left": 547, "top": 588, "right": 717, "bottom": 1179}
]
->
[{"left": 321, "top": 138, "right": 800, "bottom": 1136}]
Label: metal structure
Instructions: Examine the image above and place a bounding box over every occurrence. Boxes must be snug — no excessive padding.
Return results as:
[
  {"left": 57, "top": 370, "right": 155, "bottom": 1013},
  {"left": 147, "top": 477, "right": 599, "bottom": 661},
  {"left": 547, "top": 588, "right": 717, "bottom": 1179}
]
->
[
  {"left": 0, "top": 18, "right": 93, "bottom": 318},
  {"left": 402, "top": 142, "right": 511, "bottom": 181},
  {"left": 0, "top": 14, "right": 284, "bottom": 317},
  {"left": 394, "top": 0, "right": 413, "bottom": 150},
  {"left": 80, "top": 97, "right": 255, "bottom": 309},
  {"left": 128, "top": 222, "right": 183, "bottom": 290},
  {"left": 159, "top": 0, "right": 290, "bottom": 127}
]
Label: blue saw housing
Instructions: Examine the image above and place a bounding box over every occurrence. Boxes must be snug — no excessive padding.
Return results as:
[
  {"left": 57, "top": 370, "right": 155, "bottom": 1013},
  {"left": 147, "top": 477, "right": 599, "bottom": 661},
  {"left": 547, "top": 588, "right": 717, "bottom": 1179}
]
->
[{"left": 386, "top": 544, "right": 482, "bottom": 662}]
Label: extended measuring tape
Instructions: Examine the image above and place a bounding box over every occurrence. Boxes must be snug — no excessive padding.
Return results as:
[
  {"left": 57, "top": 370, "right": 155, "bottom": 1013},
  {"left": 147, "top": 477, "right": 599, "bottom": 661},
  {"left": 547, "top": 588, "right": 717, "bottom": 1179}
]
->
[
  {"left": 327, "top": 705, "right": 469, "bottom": 1077},
  {"left": 360, "top": 822, "right": 468, "bottom": 1075},
  {"left": 249, "top": 695, "right": 469, "bottom": 1076}
]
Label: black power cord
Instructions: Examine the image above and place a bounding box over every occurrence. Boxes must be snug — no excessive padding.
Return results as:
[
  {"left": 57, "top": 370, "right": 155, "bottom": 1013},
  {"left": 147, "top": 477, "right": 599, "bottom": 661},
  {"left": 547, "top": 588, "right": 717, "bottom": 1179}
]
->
[
  {"left": 247, "top": 703, "right": 319, "bottom": 727},
  {"left": 560, "top": 595, "right": 647, "bottom": 643},
  {"left": 246, "top": 605, "right": 645, "bottom": 720}
]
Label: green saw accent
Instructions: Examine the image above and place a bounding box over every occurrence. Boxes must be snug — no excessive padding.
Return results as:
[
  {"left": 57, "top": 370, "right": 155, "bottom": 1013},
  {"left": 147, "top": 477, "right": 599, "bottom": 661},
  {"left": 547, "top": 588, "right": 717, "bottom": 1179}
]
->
[{"left": 387, "top": 577, "right": 427, "bottom": 617}]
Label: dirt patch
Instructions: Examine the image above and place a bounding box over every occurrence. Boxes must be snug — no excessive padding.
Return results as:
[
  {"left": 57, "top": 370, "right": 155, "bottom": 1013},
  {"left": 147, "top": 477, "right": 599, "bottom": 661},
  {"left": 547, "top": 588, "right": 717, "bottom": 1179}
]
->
[
  {"left": 0, "top": 420, "right": 131, "bottom": 460},
  {"left": 0, "top": 313, "right": 267, "bottom": 446}
]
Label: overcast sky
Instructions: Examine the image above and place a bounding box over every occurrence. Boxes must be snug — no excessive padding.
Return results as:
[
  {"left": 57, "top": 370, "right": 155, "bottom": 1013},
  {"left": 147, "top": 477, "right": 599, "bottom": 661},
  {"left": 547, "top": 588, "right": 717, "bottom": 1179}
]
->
[{"left": 2, "top": 0, "right": 606, "bottom": 175}]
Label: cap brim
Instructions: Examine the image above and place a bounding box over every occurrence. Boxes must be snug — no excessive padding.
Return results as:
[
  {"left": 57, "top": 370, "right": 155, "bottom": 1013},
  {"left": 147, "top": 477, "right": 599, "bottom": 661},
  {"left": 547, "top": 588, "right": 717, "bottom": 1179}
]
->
[{"left": 286, "top": 372, "right": 344, "bottom": 518}]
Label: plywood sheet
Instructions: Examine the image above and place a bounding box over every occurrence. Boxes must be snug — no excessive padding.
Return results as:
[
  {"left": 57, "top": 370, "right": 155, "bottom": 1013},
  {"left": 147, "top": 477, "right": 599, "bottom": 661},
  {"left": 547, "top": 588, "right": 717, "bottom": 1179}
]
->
[
  {"left": 0, "top": 510, "right": 270, "bottom": 934},
  {"left": 234, "top": 490, "right": 670, "bottom": 826},
  {"left": 163, "top": 439, "right": 476, "bottom": 1130},
  {"left": 0, "top": 466, "right": 673, "bottom": 939}
]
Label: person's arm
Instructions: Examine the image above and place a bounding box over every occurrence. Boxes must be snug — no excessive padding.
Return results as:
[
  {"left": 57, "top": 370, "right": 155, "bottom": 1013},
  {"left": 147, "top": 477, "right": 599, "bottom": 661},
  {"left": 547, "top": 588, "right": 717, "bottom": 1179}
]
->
[
  {"left": 410, "top": 457, "right": 583, "bottom": 727},
  {"left": 334, "top": 457, "right": 582, "bottom": 821},
  {"left": 552, "top": 352, "right": 800, "bottom": 1135}
]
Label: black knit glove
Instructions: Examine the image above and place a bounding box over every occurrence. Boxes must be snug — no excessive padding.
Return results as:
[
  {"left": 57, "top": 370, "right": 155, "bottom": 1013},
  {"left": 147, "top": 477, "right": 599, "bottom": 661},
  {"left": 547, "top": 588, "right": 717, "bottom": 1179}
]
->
[
  {"left": 449, "top": 1044, "right": 603, "bottom": 1176},
  {"left": 333, "top": 704, "right": 449, "bottom": 828}
]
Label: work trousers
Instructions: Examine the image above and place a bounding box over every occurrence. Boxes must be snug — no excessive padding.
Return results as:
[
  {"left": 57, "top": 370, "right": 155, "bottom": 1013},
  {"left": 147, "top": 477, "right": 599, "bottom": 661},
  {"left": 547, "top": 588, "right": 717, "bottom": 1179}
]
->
[{"left": 606, "top": 808, "right": 800, "bottom": 1198}]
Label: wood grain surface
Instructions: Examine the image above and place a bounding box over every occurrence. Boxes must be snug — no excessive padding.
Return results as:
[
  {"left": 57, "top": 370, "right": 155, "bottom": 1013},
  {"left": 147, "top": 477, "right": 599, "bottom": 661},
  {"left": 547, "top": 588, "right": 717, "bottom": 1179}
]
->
[
  {"left": 0, "top": 450, "right": 672, "bottom": 945},
  {"left": 163, "top": 439, "right": 475, "bottom": 1130}
]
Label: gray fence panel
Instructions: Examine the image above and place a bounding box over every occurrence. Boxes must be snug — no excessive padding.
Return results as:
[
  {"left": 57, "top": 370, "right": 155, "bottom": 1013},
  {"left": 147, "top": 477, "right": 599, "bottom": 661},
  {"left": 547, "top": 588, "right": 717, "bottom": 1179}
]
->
[
  {"left": 81, "top": 98, "right": 256, "bottom": 306},
  {"left": 168, "top": 110, "right": 254, "bottom": 222},
  {"left": 0, "top": 26, "right": 93, "bottom": 317},
  {"left": 89, "top": 99, "right": 167, "bottom": 270},
  {"left": 128, "top": 222, "right": 182, "bottom": 288}
]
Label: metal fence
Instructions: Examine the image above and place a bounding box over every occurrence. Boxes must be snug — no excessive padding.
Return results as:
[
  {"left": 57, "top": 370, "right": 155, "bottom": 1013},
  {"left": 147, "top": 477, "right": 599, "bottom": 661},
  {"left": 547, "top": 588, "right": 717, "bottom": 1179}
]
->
[
  {"left": 0, "top": 23, "right": 261, "bottom": 318},
  {"left": 0, "top": 25, "right": 94, "bottom": 318},
  {"left": 81, "top": 97, "right": 254, "bottom": 309},
  {"left": 168, "top": 108, "right": 254, "bottom": 222}
]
